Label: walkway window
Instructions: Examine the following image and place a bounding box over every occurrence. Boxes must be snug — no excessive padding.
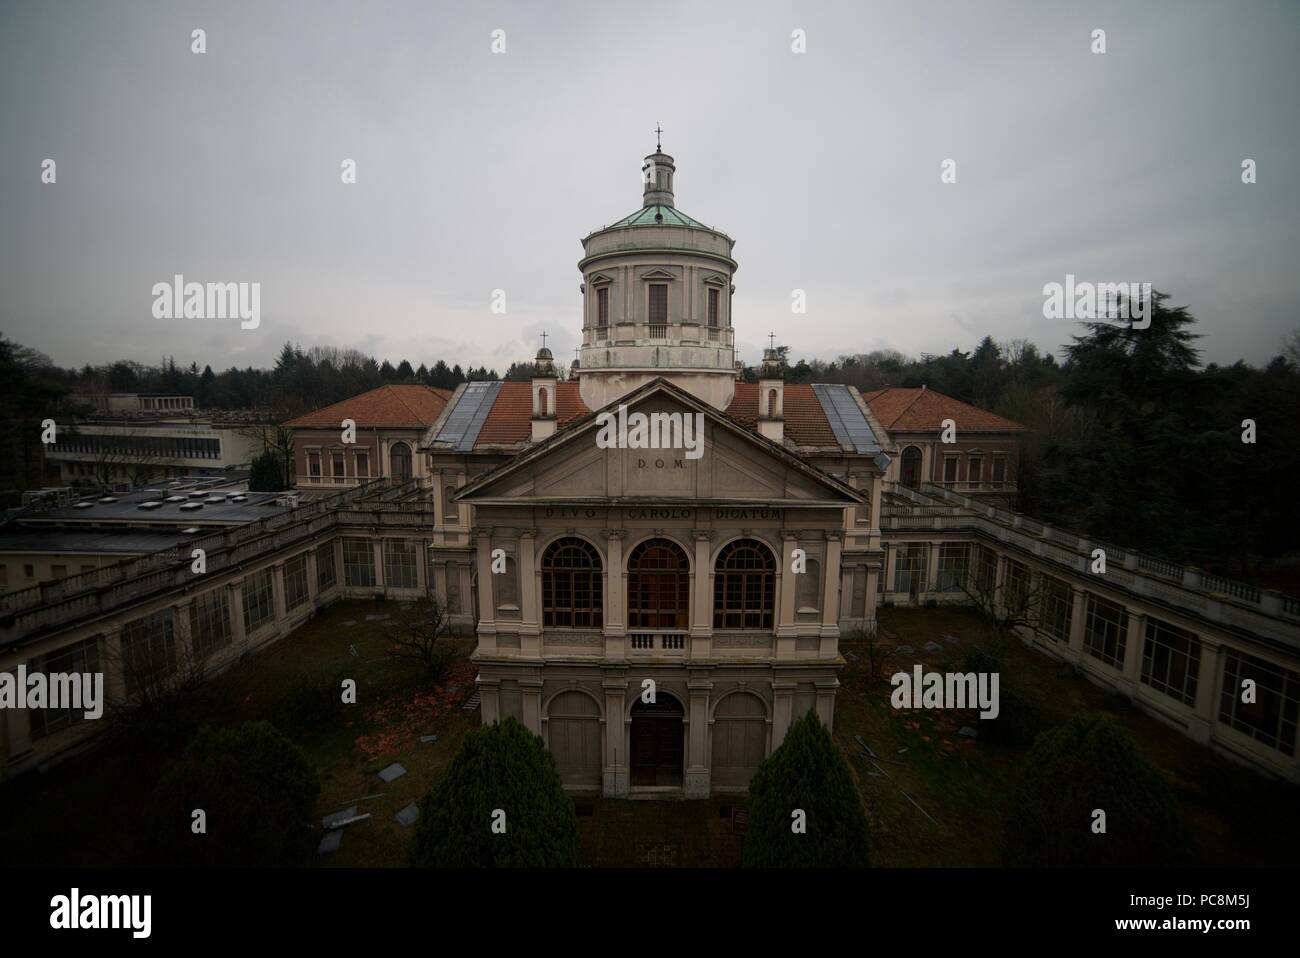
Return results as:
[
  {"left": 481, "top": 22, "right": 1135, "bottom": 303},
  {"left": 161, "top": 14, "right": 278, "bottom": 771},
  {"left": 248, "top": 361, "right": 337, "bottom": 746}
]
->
[
  {"left": 1219, "top": 650, "right": 1299, "bottom": 754},
  {"left": 543, "top": 537, "right": 603, "bottom": 628},
  {"left": 390, "top": 442, "right": 412, "bottom": 481},
  {"left": 936, "top": 543, "right": 969, "bottom": 592},
  {"left": 713, "top": 538, "right": 774, "bottom": 630},
  {"left": 1083, "top": 595, "right": 1127, "bottom": 670},
  {"left": 1141, "top": 618, "right": 1201, "bottom": 707},
  {"left": 1039, "top": 575, "right": 1072, "bottom": 642},
  {"left": 628, "top": 538, "right": 690, "bottom": 629},
  {"left": 901, "top": 446, "right": 922, "bottom": 488}
]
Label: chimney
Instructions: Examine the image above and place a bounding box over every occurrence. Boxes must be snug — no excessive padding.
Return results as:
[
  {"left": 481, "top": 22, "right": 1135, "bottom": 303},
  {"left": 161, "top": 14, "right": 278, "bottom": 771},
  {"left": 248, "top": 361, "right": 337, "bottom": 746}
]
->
[
  {"left": 757, "top": 346, "right": 784, "bottom": 443},
  {"left": 531, "top": 345, "right": 557, "bottom": 442}
]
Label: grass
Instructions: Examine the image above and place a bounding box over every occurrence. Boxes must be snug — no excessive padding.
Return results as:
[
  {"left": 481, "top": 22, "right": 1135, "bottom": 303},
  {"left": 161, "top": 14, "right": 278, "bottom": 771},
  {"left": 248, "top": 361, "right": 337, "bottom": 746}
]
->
[
  {"left": 0, "top": 599, "right": 479, "bottom": 867},
  {"left": 1, "top": 601, "right": 1294, "bottom": 868},
  {"left": 835, "top": 606, "right": 1300, "bottom": 867}
]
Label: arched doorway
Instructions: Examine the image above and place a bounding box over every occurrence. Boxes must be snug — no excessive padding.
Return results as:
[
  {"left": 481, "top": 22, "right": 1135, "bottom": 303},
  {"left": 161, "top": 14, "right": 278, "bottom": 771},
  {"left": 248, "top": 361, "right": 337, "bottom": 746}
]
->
[
  {"left": 630, "top": 692, "right": 684, "bottom": 787},
  {"left": 900, "top": 445, "right": 923, "bottom": 489},
  {"left": 390, "top": 441, "right": 412, "bottom": 481},
  {"left": 711, "top": 691, "right": 768, "bottom": 789},
  {"left": 546, "top": 690, "right": 602, "bottom": 789}
]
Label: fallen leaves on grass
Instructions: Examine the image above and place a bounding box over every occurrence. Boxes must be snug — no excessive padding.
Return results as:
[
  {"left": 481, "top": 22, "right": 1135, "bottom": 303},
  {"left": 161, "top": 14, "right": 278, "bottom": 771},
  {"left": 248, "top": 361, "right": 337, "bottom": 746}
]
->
[{"left": 353, "top": 661, "right": 476, "bottom": 761}]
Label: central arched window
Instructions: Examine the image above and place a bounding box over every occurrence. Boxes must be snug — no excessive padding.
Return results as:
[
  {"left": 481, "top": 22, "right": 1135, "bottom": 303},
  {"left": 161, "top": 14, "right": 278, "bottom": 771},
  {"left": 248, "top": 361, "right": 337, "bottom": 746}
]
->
[
  {"left": 542, "top": 537, "right": 603, "bottom": 628},
  {"left": 714, "top": 539, "right": 775, "bottom": 630},
  {"left": 627, "top": 538, "right": 690, "bottom": 629},
  {"left": 900, "top": 445, "right": 922, "bottom": 489},
  {"left": 390, "top": 441, "right": 412, "bottom": 481}
]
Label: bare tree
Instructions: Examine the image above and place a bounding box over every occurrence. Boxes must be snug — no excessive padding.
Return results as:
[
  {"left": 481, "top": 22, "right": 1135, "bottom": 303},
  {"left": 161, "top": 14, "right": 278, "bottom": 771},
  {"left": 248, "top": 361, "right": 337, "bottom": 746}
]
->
[{"left": 385, "top": 590, "right": 453, "bottom": 679}]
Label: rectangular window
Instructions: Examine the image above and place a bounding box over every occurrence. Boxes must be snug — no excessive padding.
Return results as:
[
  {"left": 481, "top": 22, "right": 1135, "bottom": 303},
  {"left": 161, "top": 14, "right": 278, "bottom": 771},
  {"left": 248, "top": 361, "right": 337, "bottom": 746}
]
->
[
  {"left": 708, "top": 288, "right": 720, "bottom": 327},
  {"left": 284, "top": 553, "right": 310, "bottom": 611},
  {"left": 943, "top": 457, "right": 958, "bottom": 483},
  {"left": 242, "top": 567, "right": 276, "bottom": 634},
  {"left": 1039, "top": 575, "right": 1072, "bottom": 642},
  {"left": 648, "top": 284, "right": 668, "bottom": 324},
  {"left": 892, "top": 543, "right": 927, "bottom": 594},
  {"left": 1142, "top": 618, "right": 1201, "bottom": 706},
  {"left": 992, "top": 457, "right": 1007, "bottom": 488},
  {"left": 122, "top": 609, "right": 176, "bottom": 698},
  {"left": 332, "top": 453, "right": 346, "bottom": 480},
  {"left": 382, "top": 539, "right": 419, "bottom": 589},
  {"left": 316, "top": 542, "right": 337, "bottom": 591},
  {"left": 597, "top": 287, "right": 609, "bottom": 325},
  {"left": 968, "top": 456, "right": 982, "bottom": 487},
  {"left": 342, "top": 538, "right": 376, "bottom": 587},
  {"left": 51, "top": 564, "right": 67, "bottom": 580},
  {"left": 355, "top": 451, "right": 369, "bottom": 478},
  {"left": 936, "top": 543, "right": 969, "bottom": 592},
  {"left": 1219, "top": 650, "right": 1300, "bottom": 753},
  {"left": 974, "top": 545, "right": 998, "bottom": 598},
  {"left": 1083, "top": 595, "right": 1127, "bottom": 670},
  {"left": 27, "top": 638, "right": 101, "bottom": 740},
  {"left": 1004, "top": 559, "right": 1031, "bottom": 615},
  {"left": 189, "top": 588, "right": 233, "bottom": 660},
  {"left": 308, "top": 451, "right": 321, "bottom": 478}
]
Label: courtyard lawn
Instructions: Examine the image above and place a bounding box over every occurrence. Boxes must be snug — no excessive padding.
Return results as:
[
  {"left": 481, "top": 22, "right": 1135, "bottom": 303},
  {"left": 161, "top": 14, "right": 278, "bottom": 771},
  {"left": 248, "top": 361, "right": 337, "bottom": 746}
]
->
[
  {"left": 836, "top": 606, "right": 1300, "bottom": 867},
  {"left": 1, "top": 601, "right": 1295, "bottom": 868},
  {"left": 0, "top": 599, "right": 479, "bottom": 868}
]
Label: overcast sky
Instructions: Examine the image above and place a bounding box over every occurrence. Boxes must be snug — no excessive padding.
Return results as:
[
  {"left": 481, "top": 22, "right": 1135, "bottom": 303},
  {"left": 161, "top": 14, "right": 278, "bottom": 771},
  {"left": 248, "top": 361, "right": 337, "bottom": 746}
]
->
[{"left": 3, "top": 0, "right": 1298, "bottom": 376}]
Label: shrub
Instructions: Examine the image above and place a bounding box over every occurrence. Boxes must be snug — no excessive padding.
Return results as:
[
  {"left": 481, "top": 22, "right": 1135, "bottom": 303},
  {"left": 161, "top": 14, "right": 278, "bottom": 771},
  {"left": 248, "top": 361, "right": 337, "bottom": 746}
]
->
[
  {"left": 1003, "top": 714, "right": 1186, "bottom": 866},
  {"left": 153, "top": 720, "right": 320, "bottom": 866},
  {"left": 410, "top": 718, "right": 579, "bottom": 867},
  {"left": 742, "top": 710, "right": 870, "bottom": 868}
]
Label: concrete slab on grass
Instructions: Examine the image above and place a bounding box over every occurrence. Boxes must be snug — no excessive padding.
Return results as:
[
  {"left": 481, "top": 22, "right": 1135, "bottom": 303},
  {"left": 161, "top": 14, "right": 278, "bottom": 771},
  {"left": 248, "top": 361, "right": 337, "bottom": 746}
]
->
[
  {"left": 378, "top": 763, "right": 407, "bottom": 783},
  {"left": 318, "top": 830, "right": 343, "bottom": 854},
  {"left": 395, "top": 803, "right": 420, "bottom": 827},
  {"left": 323, "top": 805, "right": 359, "bottom": 828}
]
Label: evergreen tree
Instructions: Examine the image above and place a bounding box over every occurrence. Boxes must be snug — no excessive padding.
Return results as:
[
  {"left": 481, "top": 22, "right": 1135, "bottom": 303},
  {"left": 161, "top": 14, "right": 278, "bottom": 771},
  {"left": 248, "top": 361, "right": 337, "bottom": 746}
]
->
[
  {"left": 410, "top": 718, "right": 579, "bottom": 867},
  {"left": 1003, "top": 714, "right": 1185, "bottom": 867},
  {"left": 742, "top": 710, "right": 870, "bottom": 868}
]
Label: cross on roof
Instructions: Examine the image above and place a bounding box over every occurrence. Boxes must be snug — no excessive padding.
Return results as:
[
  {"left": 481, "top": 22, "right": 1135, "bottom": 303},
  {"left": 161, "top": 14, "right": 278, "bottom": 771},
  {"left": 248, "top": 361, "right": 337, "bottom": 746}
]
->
[
  {"left": 768, "top": 331, "right": 777, "bottom": 349},
  {"left": 655, "top": 123, "right": 663, "bottom": 152},
  {"left": 540, "top": 331, "right": 548, "bottom": 348}
]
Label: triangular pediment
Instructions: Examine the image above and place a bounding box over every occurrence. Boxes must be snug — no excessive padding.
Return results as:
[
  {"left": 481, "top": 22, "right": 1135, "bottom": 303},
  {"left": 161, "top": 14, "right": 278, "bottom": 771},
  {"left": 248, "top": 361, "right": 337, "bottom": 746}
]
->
[
  {"left": 456, "top": 379, "right": 864, "bottom": 506},
  {"left": 639, "top": 268, "right": 677, "bottom": 281}
]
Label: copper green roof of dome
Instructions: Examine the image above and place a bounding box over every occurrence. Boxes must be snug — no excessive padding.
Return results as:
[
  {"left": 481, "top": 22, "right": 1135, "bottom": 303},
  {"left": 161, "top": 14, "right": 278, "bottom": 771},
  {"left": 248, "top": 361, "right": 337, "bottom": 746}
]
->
[{"left": 602, "top": 205, "right": 715, "bottom": 230}]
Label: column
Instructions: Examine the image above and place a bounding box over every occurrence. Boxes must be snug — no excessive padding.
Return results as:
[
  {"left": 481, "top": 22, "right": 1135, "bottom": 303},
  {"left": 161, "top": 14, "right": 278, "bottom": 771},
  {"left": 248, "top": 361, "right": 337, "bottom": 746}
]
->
[
  {"left": 602, "top": 675, "right": 629, "bottom": 797},
  {"left": 1190, "top": 639, "right": 1220, "bottom": 744},
  {"left": 520, "top": 678, "right": 543, "bottom": 734},
  {"left": 415, "top": 542, "right": 428, "bottom": 592},
  {"left": 771, "top": 681, "right": 796, "bottom": 749},
  {"left": 684, "top": 675, "right": 712, "bottom": 798},
  {"left": 820, "top": 533, "right": 843, "bottom": 649},
  {"left": 690, "top": 532, "right": 712, "bottom": 658},
  {"left": 992, "top": 554, "right": 1008, "bottom": 618},
  {"left": 102, "top": 624, "right": 127, "bottom": 707},
  {"left": 815, "top": 677, "right": 839, "bottom": 731},
  {"left": 475, "top": 530, "right": 496, "bottom": 651},
  {"left": 227, "top": 582, "right": 246, "bottom": 649},
  {"left": 174, "top": 598, "right": 196, "bottom": 672},
  {"left": 271, "top": 562, "right": 286, "bottom": 621},
  {"left": 926, "top": 540, "right": 942, "bottom": 596},
  {"left": 479, "top": 675, "right": 501, "bottom": 725},
  {"left": 3, "top": 670, "right": 33, "bottom": 764},
  {"left": 372, "top": 540, "right": 385, "bottom": 589},
  {"left": 1067, "top": 587, "right": 1087, "bottom": 659},
  {"left": 883, "top": 544, "right": 896, "bottom": 596},
  {"left": 305, "top": 548, "right": 319, "bottom": 602},
  {"left": 1121, "top": 608, "right": 1144, "bottom": 694},
  {"left": 519, "top": 529, "right": 539, "bottom": 657},
  {"left": 604, "top": 531, "right": 625, "bottom": 659},
  {"left": 776, "top": 533, "right": 798, "bottom": 659}
]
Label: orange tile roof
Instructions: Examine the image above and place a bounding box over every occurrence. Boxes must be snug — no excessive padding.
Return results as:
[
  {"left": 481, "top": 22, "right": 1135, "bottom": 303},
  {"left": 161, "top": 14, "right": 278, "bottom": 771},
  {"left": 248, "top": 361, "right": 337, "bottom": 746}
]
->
[
  {"left": 725, "top": 383, "right": 840, "bottom": 447},
  {"left": 474, "top": 381, "right": 590, "bottom": 448},
  {"left": 286, "top": 384, "right": 452, "bottom": 429},
  {"left": 862, "top": 387, "right": 1025, "bottom": 433}
]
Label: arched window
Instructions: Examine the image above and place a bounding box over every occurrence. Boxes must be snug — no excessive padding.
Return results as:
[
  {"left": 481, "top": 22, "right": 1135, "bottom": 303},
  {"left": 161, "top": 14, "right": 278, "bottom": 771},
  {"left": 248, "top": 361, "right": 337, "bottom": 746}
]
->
[
  {"left": 390, "top": 441, "right": 412, "bottom": 481},
  {"left": 767, "top": 389, "right": 777, "bottom": 418},
  {"left": 538, "top": 386, "right": 549, "bottom": 416},
  {"left": 542, "top": 537, "right": 602, "bottom": 628},
  {"left": 627, "top": 538, "right": 690, "bottom": 629},
  {"left": 714, "top": 539, "right": 775, "bottom": 629},
  {"left": 900, "top": 445, "right": 923, "bottom": 489}
]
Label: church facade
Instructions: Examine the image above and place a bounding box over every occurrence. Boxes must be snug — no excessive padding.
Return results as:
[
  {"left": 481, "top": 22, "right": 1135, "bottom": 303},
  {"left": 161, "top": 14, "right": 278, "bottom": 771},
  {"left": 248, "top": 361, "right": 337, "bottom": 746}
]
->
[{"left": 420, "top": 146, "right": 894, "bottom": 795}]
